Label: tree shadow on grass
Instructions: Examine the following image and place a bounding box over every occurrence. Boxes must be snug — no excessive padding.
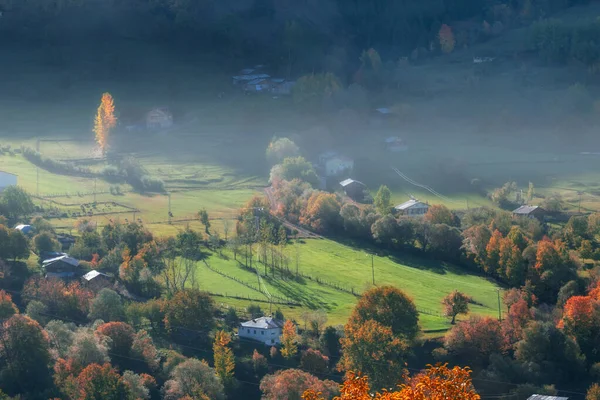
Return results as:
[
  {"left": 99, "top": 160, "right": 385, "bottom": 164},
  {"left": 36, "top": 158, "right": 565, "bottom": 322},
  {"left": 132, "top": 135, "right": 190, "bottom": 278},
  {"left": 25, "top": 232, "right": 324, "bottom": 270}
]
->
[{"left": 263, "top": 276, "right": 338, "bottom": 312}]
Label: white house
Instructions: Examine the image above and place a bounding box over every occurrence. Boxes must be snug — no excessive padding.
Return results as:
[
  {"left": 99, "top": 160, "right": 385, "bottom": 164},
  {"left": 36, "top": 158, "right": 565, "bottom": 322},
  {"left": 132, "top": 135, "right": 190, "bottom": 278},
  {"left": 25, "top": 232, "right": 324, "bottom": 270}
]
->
[
  {"left": 394, "top": 198, "right": 430, "bottom": 216},
  {"left": 0, "top": 171, "right": 17, "bottom": 192},
  {"left": 238, "top": 317, "right": 284, "bottom": 345},
  {"left": 324, "top": 155, "right": 354, "bottom": 177}
]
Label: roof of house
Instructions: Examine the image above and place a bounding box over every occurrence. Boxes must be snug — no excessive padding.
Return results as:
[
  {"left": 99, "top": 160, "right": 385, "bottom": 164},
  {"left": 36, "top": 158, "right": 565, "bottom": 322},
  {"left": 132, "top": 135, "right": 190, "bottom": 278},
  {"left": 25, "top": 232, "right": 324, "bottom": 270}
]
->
[
  {"left": 326, "top": 155, "right": 354, "bottom": 164},
  {"left": 42, "top": 255, "right": 80, "bottom": 267},
  {"left": 14, "top": 224, "right": 32, "bottom": 233},
  {"left": 271, "top": 78, "right": 286, "bottom": 83},
  {"left": 247, "top": 78, "right": 270, "bottom": 85},
  {"left": 240, "top": 68, "right": 256, "bottom": 75},
  {"left": 376, "top": 107, "right": 391, "bottom": 114},
  {"left": 395, "top": 199, "right": 429, "bottom": 210},
  {"left": 0, "top": 170, "right": 17, "bottom": 176},
  {"left": 340, "top": 178, "right": 365, "bottom": 187},
  {"left": 46, "top": 272, "right": 77, "bottom": 278},
  {"left": 83, "top": 270, "right": 110, "bottom": 281},
  {"left": 240, "top": 317, "right": 284, "bottom": 329},
  {"left": 527, "top": 395, "right": 569, "bottom": 400},
  {"left": 232, "top": 74, "right": 271, "bottom": 81},
  {"left": 147, "top": 107, "right": 172, "bottom": 116},
  {"left": 513, "top": 205, "right": 543, "bottom": 215}
]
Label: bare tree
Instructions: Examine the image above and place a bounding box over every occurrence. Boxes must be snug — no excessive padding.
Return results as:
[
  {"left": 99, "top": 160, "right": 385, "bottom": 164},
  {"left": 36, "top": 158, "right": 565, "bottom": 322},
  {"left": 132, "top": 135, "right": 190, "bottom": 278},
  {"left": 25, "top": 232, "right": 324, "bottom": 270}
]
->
[{"left": 223, "top": 219, "right": 231, "bottom": 241}]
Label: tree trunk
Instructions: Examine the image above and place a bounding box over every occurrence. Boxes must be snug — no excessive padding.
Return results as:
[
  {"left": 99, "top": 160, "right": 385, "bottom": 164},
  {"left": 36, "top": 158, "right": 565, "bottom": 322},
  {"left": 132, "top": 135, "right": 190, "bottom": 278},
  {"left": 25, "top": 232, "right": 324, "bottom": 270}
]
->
[{"left": 451, "top": 314, "right": 456, "bottom": 325}]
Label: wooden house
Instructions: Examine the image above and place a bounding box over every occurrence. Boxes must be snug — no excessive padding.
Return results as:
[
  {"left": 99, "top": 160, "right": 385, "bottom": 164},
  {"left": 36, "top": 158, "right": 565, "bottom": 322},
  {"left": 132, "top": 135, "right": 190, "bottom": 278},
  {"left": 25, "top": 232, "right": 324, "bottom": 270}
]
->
[
  {"left": 394, "top": 199, "right": 430, "bottom": 217},
  {"left": 82, "top": 270, "right": 113, "bottom": 292},
  {"left": 42, "top": 255, "right": 80, "bottom": 279},
  {"left": 512, "top": 205, "right": 546, "bottom": 220},
  {"left": 340, "top": 179, "right": 367, "bottom": 201},
  {"left": 146, "top": 107, "right": 173, "bottom": 130}
]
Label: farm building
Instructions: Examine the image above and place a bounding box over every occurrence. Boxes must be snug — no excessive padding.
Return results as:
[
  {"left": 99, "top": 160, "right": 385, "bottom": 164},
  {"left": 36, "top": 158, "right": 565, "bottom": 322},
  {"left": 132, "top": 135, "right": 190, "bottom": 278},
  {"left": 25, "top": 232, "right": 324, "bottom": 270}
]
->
[
  {"left": 244, "top": 78, "right": 273, "bottom": 93},
  {"left": 14, "top": 224, "right": 33, "bottom": 235},
  {"left": 324, "top": 155, "right": 354, "bottom": 177},
  {"left": 238, "top": 316, "right": 284, "bottom": 345},
  {"left": 146, "top": 107, "right": 173, "bottom": 130},
  {"left": 0, "top": 171, "right": 17, "bottom": 192},
  {"left": 340, "top": 179, "right": 367, "bottom": 201},
  {"left": 512, "top": 205, "right": 546, "bottom": 220},
  {"left": 385, "top": 136, "right": 408, "bottom": 152},
  {"left": 42, "top": 255, "right": 80, "bottom": 279},
  {"left": 394, "top": 198, "right": 430, "bottom": 216},
  {"left": 82, "top": 270, "right": 113, "bottom": 292}
]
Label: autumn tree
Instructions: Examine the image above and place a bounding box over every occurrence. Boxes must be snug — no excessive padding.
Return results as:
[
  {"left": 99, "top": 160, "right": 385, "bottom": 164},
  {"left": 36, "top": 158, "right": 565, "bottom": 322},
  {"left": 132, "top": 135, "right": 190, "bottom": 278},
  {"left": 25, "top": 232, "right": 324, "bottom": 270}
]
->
[
  {"left": 260, "top": 369, "right": 338, "bottom": 400},
  {"left": 23, "top": 277, "right": 93, "bottom": 321},
  {"left": 300, "top": 192, "right": 342, "bottom": 233},
  {"left": 0, "top": 290, "right": 18, "bottom": 319},
  {"left": 301, "top": 349, "right": 329, "bottom": 375},
  {"left": 424, "top": 204, "right": 457, "bottom": 226},
  {"left": 0, "top": 315, "right": 52, "bottom": 395},
  {"left": 213, "top": 331, "right": 235, "bottom": 386},
  {"left": 560, "top": 295, "right": 600, "bottom": 363},
  {"left": 373, "top": 185, "right": 392, "bottom": 215},
  {"left": 442, "top": 290, "right": 471, "bottom": 324},
  {"left": 439, "top": 24, "right": 455, "bottom": 53},
  {"left": 293, "top": 72, "right": 342, "bottom": 109},
  {"left": 162, "top": 289, "right": 216, "bottom": 341},
  {"left": 94, "top": 92, "right": 117, "bottom": 155},
  {"left": 350, "top": 286, "right": 419, "bottom": 341},
  {"left": 588, "top": 383, "right": 600, "bottom": 400},
  {"left": 339, "top": 319, "right": 410, "bottom": 390},
  {"left": 95, "top": 322, "right": 135, "bottom": 356},
  {"left": 534, "top": 239, "right": 576, "bottom": 302},
  {"left": 280, "top": 319, "right": 298, "bottom": 359},
  {"left": 462, "top": 224, "right": 491, "bottom": 265},
  {"left": 89, "top": 288, "right": 125, "bottom": 322},
  {"left": 252, "top": 349, "right": 268, "bottom": 375},
  {"left": 74, "top": 363, "right": 130, "bottom": 400},
  {"left": 444, "top": 316, "right": 503, "bottom": 368}
]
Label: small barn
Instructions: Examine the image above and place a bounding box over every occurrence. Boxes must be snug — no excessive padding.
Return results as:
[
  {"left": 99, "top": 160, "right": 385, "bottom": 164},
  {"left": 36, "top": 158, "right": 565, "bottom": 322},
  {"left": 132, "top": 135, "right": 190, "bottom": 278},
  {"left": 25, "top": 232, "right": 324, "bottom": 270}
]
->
[
  {"left": 82, "top": 270, "right": 113, "bottom": 292},
  {"left": 42, "top": 255, "right": 80, "bottom": 279},
  {"left": 146, "top": 107, "right": 173, "bottom": 130},
  {"left": 232, "top": 73, "right": 271, "bottom": 85},
  {"left": 0, "top": 171, "right": 17, "bottom": 192},
  {"left": 394, "top": 199, "right": 430, "bottom": 217},
  {"left": 271, "top": 79, "right": 296, "bottom": 95},
  {"left": 14, "top": 224, "right": 33, "bottom": 235},
  {"left": 512, "top": 205, "right": 546, "bottom": 220},
  {"left": 340, "top": 179, "right": 367, "bottom": 201}
]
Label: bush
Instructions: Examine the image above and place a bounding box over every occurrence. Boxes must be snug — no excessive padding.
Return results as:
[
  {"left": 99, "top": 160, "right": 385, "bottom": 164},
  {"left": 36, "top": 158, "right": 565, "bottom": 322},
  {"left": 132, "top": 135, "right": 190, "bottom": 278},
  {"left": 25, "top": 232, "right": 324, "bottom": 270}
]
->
[
  {"left": 22, "top": 146, "right": 93, "bottom": 176},
  {"left": 139, "top": 175, "right": 165, "bottom": 192},
  {"left": 531, "top": 19, "right": 572, "bottom": 63},
  {"left": 101, "top": 165, "right": 123, "bottom": 182}
]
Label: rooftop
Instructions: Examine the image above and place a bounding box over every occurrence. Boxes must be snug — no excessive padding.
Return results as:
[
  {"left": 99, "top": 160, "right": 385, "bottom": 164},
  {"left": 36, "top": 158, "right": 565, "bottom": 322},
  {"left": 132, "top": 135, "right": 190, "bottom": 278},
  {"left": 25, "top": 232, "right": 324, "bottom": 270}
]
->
[
  {"left": 232, "top": 73, "right": 271, "bottom": 81},
  {"left": 513, "top": 205, "right": 542, "bottom": 215},
  {"left": 376, "top": 107, "right": 391, "bottom": 114},
  {"left": 247, "top": 78, "right": 269, "bottom": 85},
  {"left": 240, "top": 317, "right": 284, "bottom": 329},
  {"left": 83, "top": 270, "right": 109, "bottom": 281},
  {"left": 42, "top": 255, "right": 79, "bottom": 267},
  {"left": 0, "top": 170, "right": 17, "bottom": 176},
  {"left": 395, "top": 199, "right": 428, "bottom": 210},
  {"left": 340, "top": 178, "right": 365, "bottom": 187},
  {"left": 527, "top": 395, "right": 569, "bottom": 400}
]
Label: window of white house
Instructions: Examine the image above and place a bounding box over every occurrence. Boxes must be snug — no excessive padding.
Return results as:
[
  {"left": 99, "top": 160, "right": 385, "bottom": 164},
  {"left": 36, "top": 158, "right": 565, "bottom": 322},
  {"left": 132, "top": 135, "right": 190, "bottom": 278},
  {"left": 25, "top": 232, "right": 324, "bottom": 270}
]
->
[
  {"left": 247, "top": 329, "right": 250, "bottom": 333},
  {"left": 254, "top": 330, "right": 256, "bottom": 334},
  {"left": 261, "top": 331, "right": 264, "bottom": 335}
]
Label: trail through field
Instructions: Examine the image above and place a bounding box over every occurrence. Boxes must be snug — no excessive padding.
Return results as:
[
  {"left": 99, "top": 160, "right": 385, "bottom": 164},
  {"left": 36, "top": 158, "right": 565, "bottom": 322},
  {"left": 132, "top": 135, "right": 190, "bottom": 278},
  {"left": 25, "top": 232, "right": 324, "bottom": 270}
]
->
[{"left": 391, "top": 167, "right": 457, "bottom": 204}]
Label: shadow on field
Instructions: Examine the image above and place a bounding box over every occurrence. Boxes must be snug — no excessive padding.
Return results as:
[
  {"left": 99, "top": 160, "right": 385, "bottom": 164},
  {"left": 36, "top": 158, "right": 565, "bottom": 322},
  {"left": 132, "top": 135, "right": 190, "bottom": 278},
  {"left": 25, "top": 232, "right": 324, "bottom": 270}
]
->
[{"left": 263, "top": 276, "right": 335, "bottom": 311}]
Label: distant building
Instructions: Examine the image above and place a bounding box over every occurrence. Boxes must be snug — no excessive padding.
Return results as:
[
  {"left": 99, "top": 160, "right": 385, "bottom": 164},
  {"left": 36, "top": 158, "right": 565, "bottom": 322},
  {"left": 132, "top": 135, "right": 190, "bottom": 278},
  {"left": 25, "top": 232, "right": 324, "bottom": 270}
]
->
[
  {"left": 82, "top": 270, "right": 113, "bottom": 292},
  {"left": 146, "top": 107, "right": 173, "bottom": 130},
  {"left": 340, "top": 179, "right": 367, "bottom": 201},
  {"left": 238, "top": 317, "right": 284, "bottom": 345},
  {"left": 512, "top": 205, "right": 546, "bottom": 220},
  {"left": 0, "top": 171, "right": 17, "bottom": 192},
  {"left": 14, "top": 224, "right": 33, "bottom": 235},
  {"left": 318, "top": 151, "right": 339, "bottom": 165},
  {"left": 325, "top": 155, "right": 354, "bottom": 177},
  {"left": 42, "top": 255, "right": 80, "bottom": 279},
  {"left": 394, "top": 199, "right": 430, "bottom": 217},
  {"left": 527, "top": 395, "right": 568, "bottom": 400}
]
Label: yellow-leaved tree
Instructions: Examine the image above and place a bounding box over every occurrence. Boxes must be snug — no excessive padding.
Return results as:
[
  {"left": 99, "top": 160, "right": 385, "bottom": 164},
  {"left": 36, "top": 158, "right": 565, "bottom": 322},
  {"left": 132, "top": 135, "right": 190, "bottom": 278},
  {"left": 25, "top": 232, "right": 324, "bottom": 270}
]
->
[
  {"left": 280, "top": 319, "right": 298, "bottom": 359},
  {"left": 94, "top": 92, "right": 117, "bottom": 155},
  {"left": 213, "top": 330, "right": 235, "bottom": 386}
]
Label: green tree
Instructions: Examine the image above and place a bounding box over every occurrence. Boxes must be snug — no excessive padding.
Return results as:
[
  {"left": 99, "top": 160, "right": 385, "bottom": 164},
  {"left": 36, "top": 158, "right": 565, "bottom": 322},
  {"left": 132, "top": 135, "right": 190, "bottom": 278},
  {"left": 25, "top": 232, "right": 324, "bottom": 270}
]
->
[
  {"left": 373, "top": 185, "right": 392, "bottom": 215},
  {"left": 266, "top": 137, "right": 300, "bottom": 166},
  {"left": 319, "top": 326, "right": 341, "bottom": 358},
  {"left": 527, "top": 182, "right": 535, "bottom": 201},
  {"left": 163, "top": 359, "right": 225, "bottom": 400},
  {"left": 7, "top": 230, "right": 29, "bottom": 261},
  {"left": 162, "top": 289, "right": 216, "bottom": 341},
  {"left": 270, "top": 156, "right": 319, "bottom": 186},
  {"left": 89, "top": 289, "right": 125, "bottom": 322},
  {"left": 442, "top": 290, "right": 471, "bottom": 324},
  {"left": 0, "top": 315, "right": 51, "bottom": 395},
  {"left": 0, "top": 186, "right": 34, "bottom": 220},
  {"left": 33, "top": 231, "right": 61, "bottom": 254},
  {"left": 198, "top": 209, "right": 210, "bottom": 234},
  {"left": 292, "top": 73, "right": 342, "bottom": 109}
]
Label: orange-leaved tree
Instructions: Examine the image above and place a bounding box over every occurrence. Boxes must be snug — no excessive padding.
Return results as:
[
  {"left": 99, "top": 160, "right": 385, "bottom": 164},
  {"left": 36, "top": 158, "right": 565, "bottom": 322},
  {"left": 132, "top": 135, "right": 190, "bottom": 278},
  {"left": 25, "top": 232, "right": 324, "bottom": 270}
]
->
[
  {"left": 442, "top": 290, "right": 471, "bottom": 324},
  {"left": 280, "top": 319, "right": 298, "bottom": 359},
  {"left": 438, "top": 24, "right": 455, "bottom": 54},
  {"left": 94, "top": 92, "right": 117, "bottom": 155},
  {"left": 303, "top": 364, "right": 480, "bottom": 400}
]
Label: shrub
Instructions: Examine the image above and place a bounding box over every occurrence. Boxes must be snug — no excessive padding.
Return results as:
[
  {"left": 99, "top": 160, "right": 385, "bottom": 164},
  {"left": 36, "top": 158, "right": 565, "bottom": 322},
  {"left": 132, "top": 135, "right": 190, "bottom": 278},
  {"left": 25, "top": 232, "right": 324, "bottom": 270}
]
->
[
  {"left": 101, "top": 165, "right": 123, "bottom": 182},
  {"left": 21, "top": 146, "right": 93, "bottom": 176},
  {"left": 139, "top": 175, "right": 165, "bottom": 192}
]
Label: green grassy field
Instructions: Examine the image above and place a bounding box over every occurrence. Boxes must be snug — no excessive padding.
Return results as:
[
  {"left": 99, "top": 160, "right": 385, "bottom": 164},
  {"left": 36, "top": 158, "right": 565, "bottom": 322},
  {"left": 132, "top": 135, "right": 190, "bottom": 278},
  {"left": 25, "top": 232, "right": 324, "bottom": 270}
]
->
[{"left": 188, "top": 238, "right": 502, "bottom": 332}]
